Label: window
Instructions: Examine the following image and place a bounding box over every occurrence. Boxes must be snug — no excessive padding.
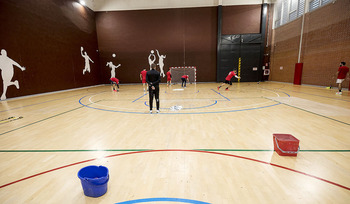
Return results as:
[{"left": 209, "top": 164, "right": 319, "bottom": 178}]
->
[{"left": 274, "top": 0, "right": 332, "bottom": 28}]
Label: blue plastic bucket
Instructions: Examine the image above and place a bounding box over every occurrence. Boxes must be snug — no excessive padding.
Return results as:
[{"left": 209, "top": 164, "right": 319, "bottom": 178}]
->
[{"left": 78, "top": 165, "right": 109, "bottom": 197}]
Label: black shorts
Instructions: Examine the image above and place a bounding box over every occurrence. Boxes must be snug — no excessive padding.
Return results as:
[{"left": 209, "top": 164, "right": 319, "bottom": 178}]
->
[{"left": 224, "top": 80, "right": 232, "bottom": 85}]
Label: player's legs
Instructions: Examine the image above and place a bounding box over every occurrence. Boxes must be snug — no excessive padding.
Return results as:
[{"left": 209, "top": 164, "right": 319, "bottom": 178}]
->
[
  {"left": 116, "top": 83, "right": 119, "bottom": 92},
  {"left": 218, "top": 81, "right": 228, "bottom": 90},
  {"left": 149, "top": 88, "right": 154, "bottom": 111},
  {"left": 336, "top": 79, "right": 344, "bottom": 94},
  {"left": 226, "top": 81, "right": 233, "bottom": 90},
  {"left": 181, "top": 78, "right": 187, "bottom": 87}
]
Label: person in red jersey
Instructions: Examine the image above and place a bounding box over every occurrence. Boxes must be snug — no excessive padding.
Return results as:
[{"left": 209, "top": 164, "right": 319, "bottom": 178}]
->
[
  {"left": 217, "top": 70, "right": 240, "bottom": 91},
  {"left": 181, "top": 75, "right": 189, "bottom": 87},
  {"left": 166, "top": 69, "right": 172, "bottom": 87},
  {"left": 110, "top": 77, "right": 119, "bottom": 92},
  {"left": 140, "top": 68, "right": 147, "bottom": 91},
  {"left": 335, "top": 62, "right": 349, "bottom": 95}
]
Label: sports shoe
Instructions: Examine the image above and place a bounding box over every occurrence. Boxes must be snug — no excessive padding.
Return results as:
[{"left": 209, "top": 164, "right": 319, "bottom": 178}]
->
[
  {"left": 149, "top": 110, "right": 152, "bottom": 114},
  {"left": 336, "top": 92, "right": 342, "bottom": 95},
  {"left": 225, "top": 88, "right": 228, "bottom": 91},
  {"left": 156, "top": 110, "right": 160, "bottom": 113},
  {"left": 217, "top": 86, "right": 220, "bottom": 90}
]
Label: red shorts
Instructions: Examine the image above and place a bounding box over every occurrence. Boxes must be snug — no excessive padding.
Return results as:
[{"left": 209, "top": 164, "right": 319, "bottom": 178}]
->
[
  {"left": 142, "top": 79, "right": 146, "bottom": 83},
  {"left": 110, "top": 78, "right": 119, "bottom": 84},
  {"left": 167, "top": 77, "right": 171, "bottom": 81}
]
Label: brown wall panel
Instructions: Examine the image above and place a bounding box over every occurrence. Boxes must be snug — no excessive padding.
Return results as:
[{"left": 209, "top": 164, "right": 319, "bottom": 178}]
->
[
  {"left": 96, "top": 7, "right": 218, "bottom": 83},
  {"left": 0, "top": 0, "right": 100, "bottom": 100},
  {"left": 270, "top": 18, "right": 302, "bottom": 83},
  {"left": 0, "top": 1, "right": 266, "bottom": 99},
  {"left": 222, "top": 5, "right": 261, "bottom": 35}
]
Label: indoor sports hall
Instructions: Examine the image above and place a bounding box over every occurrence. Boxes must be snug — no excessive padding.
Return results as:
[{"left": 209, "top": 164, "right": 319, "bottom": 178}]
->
[{"left": 0, "top": 0, "right": 349, "bottom": 203}]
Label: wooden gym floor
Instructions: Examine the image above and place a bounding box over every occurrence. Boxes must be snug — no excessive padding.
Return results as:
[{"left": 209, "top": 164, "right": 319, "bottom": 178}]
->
[{"left": 0, "top": 82, "right": 349, "bottom": 203}]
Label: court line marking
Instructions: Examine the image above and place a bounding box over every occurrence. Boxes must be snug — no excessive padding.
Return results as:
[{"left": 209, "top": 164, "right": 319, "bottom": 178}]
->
[
  {"left": 264, "top": 97, "right": 350, "bottom": 126},
  {"left": 211, "top": 89, "right": 230, "bottom": 101},
  {"left": 115, "top": 197, "right": 210, "bottom": 204},
  {"left": 1, "top": 149, "right": 350, "bottom": 153},
  {"left": 0, "top": 92, "right": 89, "bottom": 113},
  {"left": 80, "top": 95, "right": 281, "bottom": 114},
  {"left": 1, "top": 149, "right": 349, "bottom": 191},
  {"left": 263, "top": 86, "right": 350, "bottom": 102},
  {"left": 81, "top": 88, "right": 283, "bottom": 114},
  {"left": 143, "top": 100, "right": 218, "bottom": 110},
  {"left": 258, "top": 88, "right": 284, "bottom": 97},
  {"left": 0, "top": 106, "right": 84, "bottom": 136},
  {"left": 0, "top": 100, "right": 102, "bottom": 136},
  {"left": 132, "top": 93, "right": 148, "bottom": 103}
]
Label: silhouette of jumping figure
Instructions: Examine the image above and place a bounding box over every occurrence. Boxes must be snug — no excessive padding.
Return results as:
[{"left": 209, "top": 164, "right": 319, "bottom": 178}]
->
[
  {"left": 106, "top": 61, "right": 121, "bottom": 78},
  {"left": 156, "top": 49, "right": 166, "bottom": 77},
  {"left": 81, "top": 47, "right": 94, "bottom": 74},
  {"left": 0, "top": 49, "right": 26, "bottom": 100},
  {"left": 148, "top": 50, "right": 156, "bottom": 70}
]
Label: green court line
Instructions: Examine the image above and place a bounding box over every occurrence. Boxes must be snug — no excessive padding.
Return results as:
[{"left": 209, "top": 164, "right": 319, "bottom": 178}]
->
[
  {"left": 0, "top": 149, "right": 349, "bottom": 153},
  {"left": 264, "top": 97, "right": 350, "bottom": 126}
]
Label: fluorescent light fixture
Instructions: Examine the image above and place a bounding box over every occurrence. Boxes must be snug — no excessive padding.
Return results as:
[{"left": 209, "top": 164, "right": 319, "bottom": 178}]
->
[{"left": 80, "top": 0, "right": 86, "bottom": 6}]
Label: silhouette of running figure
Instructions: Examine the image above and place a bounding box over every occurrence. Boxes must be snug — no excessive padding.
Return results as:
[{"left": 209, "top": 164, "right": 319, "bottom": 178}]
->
[
  {"left": 0, "top": 49, "right": 26, "bottom": 100},
  {"left": 156, "top": 49, "right": 166, "bottom": 77},
  {"left": 148, "top": 50, "right": 156, "bottom": 70},
  {"left": 106, "top": 61, "right": 121, "bottom": 78},
  {"left": 81, "top": 47, "right": 94, "bottom": 74}
]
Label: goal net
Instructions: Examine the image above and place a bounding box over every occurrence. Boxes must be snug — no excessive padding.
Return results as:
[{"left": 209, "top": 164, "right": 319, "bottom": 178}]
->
[{"left": 169, "top": 66, "right": 197, "bottom": 84}]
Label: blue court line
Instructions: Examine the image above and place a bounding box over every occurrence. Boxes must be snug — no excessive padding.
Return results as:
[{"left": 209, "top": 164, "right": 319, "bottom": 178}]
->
[
  {"left": 143, "top": 100, "right": 218, "bottom": 110},
  {"left": 115, "top": 197, "right": 211, "bottom": 204},
  {"left": 79, "top": 95, "right": 281, "bottom": 114},
  {"left": 132, "top": 93, "right": 147, "bottom": 103},
  {"left": 211, "top": 89, "right": 230, "bottom": 101}
]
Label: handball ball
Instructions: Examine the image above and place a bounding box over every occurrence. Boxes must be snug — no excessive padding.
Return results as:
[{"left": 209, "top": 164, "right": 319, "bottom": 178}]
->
[
  {"left": 151, "top": 50, "right": 154, "bottom": 54},
  {"left": 112, "top": 53, "right": 116, "bottom": 58}
]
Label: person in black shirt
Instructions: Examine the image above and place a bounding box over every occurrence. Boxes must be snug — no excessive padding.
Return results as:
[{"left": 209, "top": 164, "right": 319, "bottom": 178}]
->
[{"left": 146, "top": 63, "right": 161, "bottom": 113}]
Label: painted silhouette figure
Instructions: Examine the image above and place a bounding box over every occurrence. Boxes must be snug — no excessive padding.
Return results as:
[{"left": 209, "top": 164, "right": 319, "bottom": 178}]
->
[
  {"left": 0, "top": 49, "right": 26, "bottom": 100},
  {"left": 81, "top": 47, "right": 94, "bottom": 75},
  {"left": 106, "top": 61, "right": 121, "bottom": 78},
  {"left": 156, "top": 49, "right": 166, "bottom": 77},
  {"left": 148, "top": 50, "right": 156, "bottom": 70}
]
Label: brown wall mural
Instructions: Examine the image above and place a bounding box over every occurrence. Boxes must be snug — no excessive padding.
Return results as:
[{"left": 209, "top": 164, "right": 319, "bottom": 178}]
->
[
  {"left": 95, "top": 7, "right": 218, "bottom": 84},
  {"left": 0, "top": 0, "right": 100, "bottom": 100},
  {"left": 0, "top": 0, "right": 263, "bottom": 100}
]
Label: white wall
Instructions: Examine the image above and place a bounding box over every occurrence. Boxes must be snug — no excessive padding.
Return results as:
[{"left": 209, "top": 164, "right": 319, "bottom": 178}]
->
[{"left": 84, "top": 0, "right": 276, "bottom": 11}]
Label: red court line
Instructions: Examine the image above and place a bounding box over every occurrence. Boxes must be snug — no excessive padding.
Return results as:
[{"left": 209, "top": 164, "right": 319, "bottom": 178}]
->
[{"left": 0, "top": 149, "right": 349, "bottom": 191}]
